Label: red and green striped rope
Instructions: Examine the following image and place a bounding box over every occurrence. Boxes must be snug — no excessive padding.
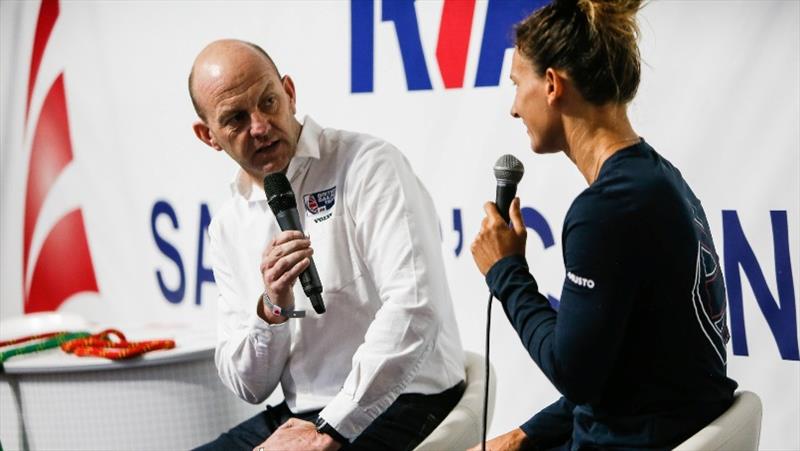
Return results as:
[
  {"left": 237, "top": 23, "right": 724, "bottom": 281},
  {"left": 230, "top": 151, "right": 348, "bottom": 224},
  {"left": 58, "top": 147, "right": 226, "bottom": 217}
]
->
[
  {"left": 0, "top": 331, "right": 91, "bottom": 364},
  {"left": 60, "top": 329, "right": 175, "bottom": 359},
  {"left": 0, "top": 328, "right": 176, "bottom": 365}
]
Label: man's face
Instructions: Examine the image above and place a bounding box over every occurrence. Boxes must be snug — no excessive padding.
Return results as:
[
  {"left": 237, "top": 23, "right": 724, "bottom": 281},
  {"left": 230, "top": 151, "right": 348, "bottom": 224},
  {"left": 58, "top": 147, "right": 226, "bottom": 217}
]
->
[
  {"left": 509, "top": 48, "right": 561, "bottom": 154},
  {"left": 193, "top": 45, "right": 302, "bottom": 181}
]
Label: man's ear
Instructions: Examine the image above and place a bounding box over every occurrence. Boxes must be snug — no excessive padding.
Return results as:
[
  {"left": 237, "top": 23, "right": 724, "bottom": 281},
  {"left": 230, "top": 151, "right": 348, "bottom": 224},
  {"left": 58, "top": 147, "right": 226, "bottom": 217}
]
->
[
  {"left": 544, "top": 68, "right": 565, "bottom": 106},
  {"left": 282, "top": 75, "right": 297, "bottom": 114},
  {"left": 193, "top": 121, "right": 222, "bottom": 151}
]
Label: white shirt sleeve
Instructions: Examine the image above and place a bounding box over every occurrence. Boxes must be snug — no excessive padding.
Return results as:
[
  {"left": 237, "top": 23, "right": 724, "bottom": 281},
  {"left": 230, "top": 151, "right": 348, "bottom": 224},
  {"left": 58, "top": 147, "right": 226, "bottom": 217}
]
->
[
  {"left": 318, "top": 144, "right": 445, "bottom": 440},
  {"left": 209, "top": 217, "right": 291, "bottom": 404}
]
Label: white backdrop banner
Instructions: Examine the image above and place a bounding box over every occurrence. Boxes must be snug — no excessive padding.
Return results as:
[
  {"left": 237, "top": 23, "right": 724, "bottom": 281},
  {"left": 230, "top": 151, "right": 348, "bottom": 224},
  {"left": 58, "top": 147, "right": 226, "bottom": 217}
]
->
[{"left": 1, "top": 1, "right": 798, "bottom": 449}]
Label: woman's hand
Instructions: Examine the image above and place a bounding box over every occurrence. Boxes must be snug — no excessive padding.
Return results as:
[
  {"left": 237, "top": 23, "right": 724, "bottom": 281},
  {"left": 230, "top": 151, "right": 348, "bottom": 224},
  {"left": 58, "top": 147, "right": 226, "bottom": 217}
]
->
[
  {"left": 467, "top": 427, "right": 532, "bottom": 451},
  {"left": 471, "top": 197, "right": 527, "bottom": 275}
]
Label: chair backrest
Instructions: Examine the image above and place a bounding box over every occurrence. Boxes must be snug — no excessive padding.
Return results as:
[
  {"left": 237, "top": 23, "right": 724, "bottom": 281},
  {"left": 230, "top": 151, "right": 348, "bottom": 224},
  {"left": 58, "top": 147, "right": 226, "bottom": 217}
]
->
[
  {"left": 674, "top": 391, "right": 763, "bottom": 451},
  {"left": 414, "top": 351, "right": 496, "bottom": 451}
]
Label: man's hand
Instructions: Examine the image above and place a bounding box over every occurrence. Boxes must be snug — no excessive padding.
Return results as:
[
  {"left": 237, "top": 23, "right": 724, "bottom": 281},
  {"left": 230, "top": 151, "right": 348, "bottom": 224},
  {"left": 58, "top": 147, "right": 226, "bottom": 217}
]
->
[
  {"left": 471, "top": 197, "right": 527, "bottom": 275},
  {"left": 253, "top": 418, "right": 341, "bottom": 451},
  {"left": 467, "top": 427, "right": 532, "bottom": 451},
  {"left": 259, "top": 230, "right": 313, "bottom": 323}
]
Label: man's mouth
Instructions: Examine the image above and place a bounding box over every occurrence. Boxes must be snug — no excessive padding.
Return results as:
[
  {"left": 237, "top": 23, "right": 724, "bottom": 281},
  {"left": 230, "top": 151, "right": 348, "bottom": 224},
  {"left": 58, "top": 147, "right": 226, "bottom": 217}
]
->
[{"left": 255, "top": 138, "right": 279, "bottom": 154}]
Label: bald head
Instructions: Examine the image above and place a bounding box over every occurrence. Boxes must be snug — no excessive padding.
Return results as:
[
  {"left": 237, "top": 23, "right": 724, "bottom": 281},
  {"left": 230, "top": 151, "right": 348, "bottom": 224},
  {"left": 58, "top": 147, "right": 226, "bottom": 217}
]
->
[{"left": 188, "top": 39, "right": 280, "bottom": 121}]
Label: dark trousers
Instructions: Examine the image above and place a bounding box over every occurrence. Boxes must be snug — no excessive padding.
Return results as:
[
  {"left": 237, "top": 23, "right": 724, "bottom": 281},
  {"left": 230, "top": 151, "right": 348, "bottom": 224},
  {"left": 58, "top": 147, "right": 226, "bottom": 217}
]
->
[{"left": 195, "top": 381, "right": 465, "bottom": 451}]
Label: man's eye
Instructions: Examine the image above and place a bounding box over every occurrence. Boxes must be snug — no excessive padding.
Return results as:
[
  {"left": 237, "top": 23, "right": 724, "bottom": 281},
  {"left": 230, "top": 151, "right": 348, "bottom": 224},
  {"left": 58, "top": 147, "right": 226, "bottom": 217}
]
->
[{"left": 226, "top": 112, "right": 246, "bottom": 126}]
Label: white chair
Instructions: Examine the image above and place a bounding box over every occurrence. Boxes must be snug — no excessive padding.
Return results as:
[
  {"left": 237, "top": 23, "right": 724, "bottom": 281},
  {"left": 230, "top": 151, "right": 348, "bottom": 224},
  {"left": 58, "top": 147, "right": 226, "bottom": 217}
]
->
[
  {"left": 674, "top": 391, "right": 763, "bottom": 451},
  {"left": 415, "top": 351, "right": 496, "bottom": 451}
]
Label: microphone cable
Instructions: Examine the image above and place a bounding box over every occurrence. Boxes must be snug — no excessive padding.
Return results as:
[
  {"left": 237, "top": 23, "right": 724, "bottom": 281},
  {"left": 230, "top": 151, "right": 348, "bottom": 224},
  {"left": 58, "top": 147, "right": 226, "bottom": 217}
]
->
[{"left": 482, "top": 290, "right": 493, "bottom": 451}]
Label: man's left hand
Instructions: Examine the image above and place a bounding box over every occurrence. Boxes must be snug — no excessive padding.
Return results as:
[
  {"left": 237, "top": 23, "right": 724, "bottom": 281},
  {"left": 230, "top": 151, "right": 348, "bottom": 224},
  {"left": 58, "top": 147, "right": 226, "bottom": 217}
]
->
[
  {"left": 471, "top": 197, "right": 527, "bottom": 275},
  {"left": 252, "top": 418, "right": 341, "bottom": 451}
]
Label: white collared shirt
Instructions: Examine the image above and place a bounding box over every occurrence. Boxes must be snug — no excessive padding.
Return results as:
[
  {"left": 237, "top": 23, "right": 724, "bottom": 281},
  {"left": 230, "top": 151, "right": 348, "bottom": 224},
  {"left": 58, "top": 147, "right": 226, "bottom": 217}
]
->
[{"left": 208, "top": 116, "right": 464, "bottom": 440}]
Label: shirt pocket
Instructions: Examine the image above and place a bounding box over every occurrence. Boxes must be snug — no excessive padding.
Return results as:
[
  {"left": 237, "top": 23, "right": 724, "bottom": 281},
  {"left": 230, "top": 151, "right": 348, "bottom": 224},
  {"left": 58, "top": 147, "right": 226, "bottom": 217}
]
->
[{"left": 305, "top": 215, "right": 361, "bottom": 293}]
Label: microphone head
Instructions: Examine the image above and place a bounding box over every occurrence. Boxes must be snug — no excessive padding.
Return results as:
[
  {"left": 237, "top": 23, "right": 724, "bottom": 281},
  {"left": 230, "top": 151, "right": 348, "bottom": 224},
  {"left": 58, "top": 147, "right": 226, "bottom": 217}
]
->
[
  {"left": 494, "top": 154, "right": 524, "bottom": 185},
  {"left": 263, "top": 172, "right": 296, "bottom": 214}
]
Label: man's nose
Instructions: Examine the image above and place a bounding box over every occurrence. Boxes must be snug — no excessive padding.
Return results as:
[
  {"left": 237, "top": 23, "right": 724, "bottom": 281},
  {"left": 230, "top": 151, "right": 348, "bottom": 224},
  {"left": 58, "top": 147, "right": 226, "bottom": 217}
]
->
[
  {"left": 510, "top": 103, "right": 519, "bottom": 119},
  {"left": 250, "top": 111, "right": 270, "bottom": 138}
]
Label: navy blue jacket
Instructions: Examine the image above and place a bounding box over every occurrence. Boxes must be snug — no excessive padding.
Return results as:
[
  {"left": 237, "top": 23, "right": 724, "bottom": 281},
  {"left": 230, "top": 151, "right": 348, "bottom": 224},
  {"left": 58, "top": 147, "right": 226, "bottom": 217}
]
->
[{"left": 486, "top": 140, "right": 737, "bottom": 450}]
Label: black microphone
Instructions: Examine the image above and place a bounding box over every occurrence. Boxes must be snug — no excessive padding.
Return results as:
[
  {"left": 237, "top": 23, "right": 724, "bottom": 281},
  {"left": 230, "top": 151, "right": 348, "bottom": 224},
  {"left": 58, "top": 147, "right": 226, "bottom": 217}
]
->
[
  {"left": 263, "top": 173, "right": 325, "bottom": 314},
  {"left": 493, "top": 154, "right": 525, "bottom": 224},
  {"left": 481, "top": 154, "right": 524, "bottom": 451}
]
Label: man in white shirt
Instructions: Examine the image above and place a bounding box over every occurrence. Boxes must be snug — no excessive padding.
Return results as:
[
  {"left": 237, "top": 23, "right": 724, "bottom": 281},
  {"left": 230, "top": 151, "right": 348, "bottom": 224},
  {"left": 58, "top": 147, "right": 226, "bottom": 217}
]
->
[{"left": 189, "top": 39, "right": 465, "bottom": 451}]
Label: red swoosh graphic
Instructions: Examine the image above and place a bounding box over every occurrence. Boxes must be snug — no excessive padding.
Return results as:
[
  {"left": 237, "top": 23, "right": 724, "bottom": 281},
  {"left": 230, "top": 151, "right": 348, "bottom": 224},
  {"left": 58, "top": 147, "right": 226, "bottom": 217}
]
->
[
  {"left": 436, "top": 0, "right": 476, "bottom": 89},
  {"left": 26, "top": 0, "right": 59, "bottom": 123},
  {"left": 23, "top": 73, "right": 72, "bottom": 276},
  {"left": 25, "top": 210, "right": 99, "bottom": 313},
  {"left": 23, "top": 0, "right": 99, "bottom": 312}
]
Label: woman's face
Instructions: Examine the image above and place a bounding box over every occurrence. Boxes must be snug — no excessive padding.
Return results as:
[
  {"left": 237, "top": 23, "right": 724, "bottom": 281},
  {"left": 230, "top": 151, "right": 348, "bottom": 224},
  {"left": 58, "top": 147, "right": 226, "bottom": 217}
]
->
[{"left": 509, "top": 48, "right": 563, "bottom": 154}]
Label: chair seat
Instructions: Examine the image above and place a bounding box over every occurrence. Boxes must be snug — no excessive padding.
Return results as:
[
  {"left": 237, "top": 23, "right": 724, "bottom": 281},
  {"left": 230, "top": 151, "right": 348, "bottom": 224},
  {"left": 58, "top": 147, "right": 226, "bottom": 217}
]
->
[{"left": 673, "top": 391, "right": 762, "bottom": 451}]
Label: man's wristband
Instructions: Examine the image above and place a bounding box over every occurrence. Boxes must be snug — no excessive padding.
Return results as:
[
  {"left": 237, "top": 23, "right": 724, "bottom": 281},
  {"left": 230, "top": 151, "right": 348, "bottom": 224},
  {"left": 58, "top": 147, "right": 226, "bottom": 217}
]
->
[
  {"left": 262, "top": 292, "right": 305, "bottom": 318},
  {"left": 315, "top": 417, "right": 349, "bottom": 445}
]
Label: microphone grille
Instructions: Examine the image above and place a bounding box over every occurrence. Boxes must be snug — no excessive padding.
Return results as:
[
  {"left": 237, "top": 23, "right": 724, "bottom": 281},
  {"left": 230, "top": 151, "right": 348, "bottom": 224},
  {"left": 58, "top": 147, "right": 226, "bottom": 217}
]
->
[
  {"left": 493, "top": 154, "right": 524, "bottom": 184},
  {"left": 263, "top": 172, "right": 296, "bottom": 213}
]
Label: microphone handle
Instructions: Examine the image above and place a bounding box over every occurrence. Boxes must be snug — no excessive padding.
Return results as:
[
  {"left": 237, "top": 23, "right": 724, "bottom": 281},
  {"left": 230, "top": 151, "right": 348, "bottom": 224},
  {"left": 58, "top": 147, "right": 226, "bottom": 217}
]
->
[
  {"left": 274, "top": 209, "right": 326, "bottom": 314},
  {"left": 495, "top": 183, "right": 518, "bottom": 224}
]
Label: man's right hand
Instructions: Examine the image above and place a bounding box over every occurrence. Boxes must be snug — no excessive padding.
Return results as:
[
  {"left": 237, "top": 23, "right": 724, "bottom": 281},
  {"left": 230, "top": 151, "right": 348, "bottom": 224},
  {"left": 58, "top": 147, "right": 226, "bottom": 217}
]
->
[{"left": 259, "top": 230, "right": 313, "bottom": 324}]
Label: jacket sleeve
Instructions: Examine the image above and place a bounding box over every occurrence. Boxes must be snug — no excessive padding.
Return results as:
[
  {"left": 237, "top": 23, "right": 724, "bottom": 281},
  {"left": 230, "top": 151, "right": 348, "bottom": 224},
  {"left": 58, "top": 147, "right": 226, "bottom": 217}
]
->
[
  {"left": 317, "top": 145, "right": 447, "bottom": 440},
  {"left": 486, "top": 204, "right": 640, "bottom": 404},
  {"left": 209, "top": 217, "right": 291, "bottom": 404},
  {"left": 521, "top": 396, "right": 575, "bottom": 449}
]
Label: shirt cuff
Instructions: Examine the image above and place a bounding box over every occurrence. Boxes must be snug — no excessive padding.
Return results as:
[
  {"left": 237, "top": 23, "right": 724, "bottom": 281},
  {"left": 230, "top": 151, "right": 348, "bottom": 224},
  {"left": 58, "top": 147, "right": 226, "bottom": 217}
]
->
[
  {"left": 248, "top": 314, "right": 289, "bottom": 350},
  {"left": 318, "top": 393, "right": 376, "bottom": 441}
]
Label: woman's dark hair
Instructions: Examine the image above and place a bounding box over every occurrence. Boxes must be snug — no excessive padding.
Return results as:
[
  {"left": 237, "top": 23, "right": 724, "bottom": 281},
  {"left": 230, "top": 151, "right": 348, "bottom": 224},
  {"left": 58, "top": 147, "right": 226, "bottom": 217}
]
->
[{"left": 515, "top": 0, "right": 643, "bottom": 105}]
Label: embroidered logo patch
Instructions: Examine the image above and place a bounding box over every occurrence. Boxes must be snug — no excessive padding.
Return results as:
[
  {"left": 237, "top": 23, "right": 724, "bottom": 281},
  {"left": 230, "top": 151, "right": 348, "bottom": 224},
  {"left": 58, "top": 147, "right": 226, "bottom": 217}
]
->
[
  {"left": 567, "top": 271, "right": 595, "bottom": 289},
  {"left": 304, "top": 186, "right": 336, "bottom": 216}
]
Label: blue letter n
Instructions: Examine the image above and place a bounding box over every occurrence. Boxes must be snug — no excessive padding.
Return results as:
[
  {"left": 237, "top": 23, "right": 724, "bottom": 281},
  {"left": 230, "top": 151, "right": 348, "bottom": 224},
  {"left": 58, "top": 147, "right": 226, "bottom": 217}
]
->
[{"left": 723, "top": 210, "right": 798, "bottom": 361}]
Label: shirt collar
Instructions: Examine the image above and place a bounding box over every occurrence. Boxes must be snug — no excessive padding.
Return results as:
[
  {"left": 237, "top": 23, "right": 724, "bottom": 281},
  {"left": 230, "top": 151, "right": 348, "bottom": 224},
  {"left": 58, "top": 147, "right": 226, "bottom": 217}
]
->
[{"left": 229, "top": 115, "right": 322, "bottom": 202}]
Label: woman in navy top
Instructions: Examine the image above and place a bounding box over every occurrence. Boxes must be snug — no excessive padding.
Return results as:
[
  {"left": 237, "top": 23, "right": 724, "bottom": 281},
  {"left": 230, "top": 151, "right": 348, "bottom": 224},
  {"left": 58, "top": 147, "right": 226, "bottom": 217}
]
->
[{"left": 470, "top": 0, "right": 737, "bottom": 449}]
